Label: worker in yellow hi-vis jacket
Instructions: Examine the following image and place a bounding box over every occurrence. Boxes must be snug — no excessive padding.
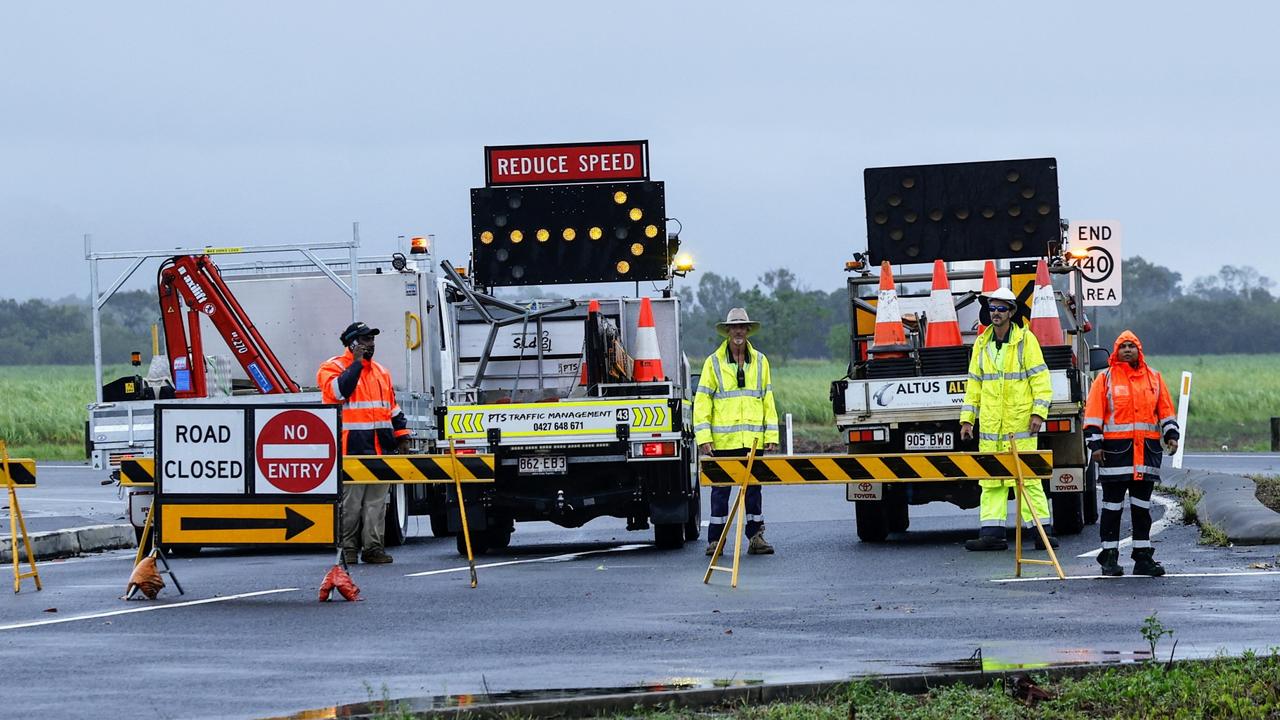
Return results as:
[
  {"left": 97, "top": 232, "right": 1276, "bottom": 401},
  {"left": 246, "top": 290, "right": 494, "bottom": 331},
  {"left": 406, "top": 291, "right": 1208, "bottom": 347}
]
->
[
  {"left": 958, "top": 287, "right": 1055, "bottom": 552},
  {"left": 694, "top": 308, "right": 780, "bottom": 556}
]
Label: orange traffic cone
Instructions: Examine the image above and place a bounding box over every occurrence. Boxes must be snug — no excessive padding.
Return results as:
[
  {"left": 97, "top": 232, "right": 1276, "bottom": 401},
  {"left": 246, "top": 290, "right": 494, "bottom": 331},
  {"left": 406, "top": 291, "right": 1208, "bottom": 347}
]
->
[
  {"left": 632, "top": 297, "right": 664, "bottom": 381},
  {"left": 579, "top": 299, "right": 600, "bottom": 387},
  {"left": 924, "top": 260, "right": 963, "bottom": 347},
  {"left": 869, "top": 262, "right": 911, "bottom": 358},
  {"left": 975, "top": 260, "right": 999, "bottom": 335},
  {"left": 1028, "top": 259, "right": 1065, "bottom": 346}
]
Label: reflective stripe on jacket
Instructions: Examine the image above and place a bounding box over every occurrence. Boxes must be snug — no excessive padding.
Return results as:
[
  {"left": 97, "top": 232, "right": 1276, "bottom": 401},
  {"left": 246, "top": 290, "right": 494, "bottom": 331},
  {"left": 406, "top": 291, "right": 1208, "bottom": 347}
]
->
[
  {"left": 959, "top": 323, "right": 1053, "bottom": 486},
  {"left": 693, "top": 340, "right": 780, "bottom": 450},
  {"left": 317, "top": 350, "right": 410, "bottom": 455},
  {"left": 1082, "top": 330, "right": 1178, "bottom": 482}
]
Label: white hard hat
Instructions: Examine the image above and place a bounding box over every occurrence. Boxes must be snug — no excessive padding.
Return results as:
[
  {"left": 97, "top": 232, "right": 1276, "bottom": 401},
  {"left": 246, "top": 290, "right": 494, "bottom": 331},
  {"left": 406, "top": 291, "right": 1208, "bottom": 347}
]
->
[{"left": 981, "top": 287, "right": 1017, "bottom": 303}]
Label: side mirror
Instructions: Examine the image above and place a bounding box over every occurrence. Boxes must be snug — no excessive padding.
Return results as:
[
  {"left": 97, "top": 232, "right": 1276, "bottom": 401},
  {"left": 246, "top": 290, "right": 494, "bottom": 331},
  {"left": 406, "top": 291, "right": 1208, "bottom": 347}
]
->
[{"left": 1088, "top": 346, "right": 1110, "bottom": 371}]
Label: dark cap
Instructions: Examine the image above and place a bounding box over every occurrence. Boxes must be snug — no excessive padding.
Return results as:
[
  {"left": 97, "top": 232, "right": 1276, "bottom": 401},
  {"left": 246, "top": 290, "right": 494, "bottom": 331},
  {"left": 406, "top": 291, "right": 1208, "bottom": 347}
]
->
[{"left": 340, "top": 321, "right": 380, "bottom": 345}]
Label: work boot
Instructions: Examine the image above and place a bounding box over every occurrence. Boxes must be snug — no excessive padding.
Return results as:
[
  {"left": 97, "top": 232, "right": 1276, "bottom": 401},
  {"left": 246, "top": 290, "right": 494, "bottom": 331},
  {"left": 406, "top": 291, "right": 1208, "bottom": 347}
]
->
[
  {"left": 705, "top": 543, "right": 717, "bottom": 557},
  {"left": 965, "top": 535, "right": 1008, "bottom": 551},
  {"left": 342, "top": 549, "right": 359, "bottom": 565},
  {"left": 361, "top": 548, "right": 394, "bottom": 564},
  {"left": 1132, "top": 548, "right": 1165, "bottom": 577},
  {"left": 747, "top": 532, "right": 774, "bottom": 555},
  {"left": 1097, "top": 548, "right": 1123, "bottom": 576},
  {"left": 1033, "top": 526, "right": 1060, "bottom": 550}
]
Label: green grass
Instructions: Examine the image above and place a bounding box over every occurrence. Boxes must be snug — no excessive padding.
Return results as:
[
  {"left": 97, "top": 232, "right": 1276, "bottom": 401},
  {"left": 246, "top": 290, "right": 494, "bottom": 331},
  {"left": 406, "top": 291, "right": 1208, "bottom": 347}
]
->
[
  {"left": 1146, "top": 354, "right": 1280, "bottom": 451},
  {"left": 4, "top": 355, "right": 1278, "bottom": 459},
  {"left": 1251, "top": 474, "right": 1280, "bottom": 513},
  {"left": 618, "top": 651, "right": 1280, "bottom": 719}
]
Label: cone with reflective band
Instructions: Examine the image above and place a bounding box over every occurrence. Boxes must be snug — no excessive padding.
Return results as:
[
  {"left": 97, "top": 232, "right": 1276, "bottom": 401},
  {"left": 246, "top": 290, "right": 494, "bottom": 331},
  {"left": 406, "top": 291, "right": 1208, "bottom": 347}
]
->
[
  {"left": 869, "top": 261, "right": 911, "bottom": 357},
  {"left": 1029, "top": 259, "right": 1065, "bottom": 346},
  {"left": 580, "top": 299, "right": 601, "bottom": 386},
  {"left": 632, "top": 297, "right": 664, "bottom": 381},
  {"left": 976, "top": 260, "right": 999, "bottom": 335},
  {"left": 924, "top": 260, "right": 963, "bottom": 348}
]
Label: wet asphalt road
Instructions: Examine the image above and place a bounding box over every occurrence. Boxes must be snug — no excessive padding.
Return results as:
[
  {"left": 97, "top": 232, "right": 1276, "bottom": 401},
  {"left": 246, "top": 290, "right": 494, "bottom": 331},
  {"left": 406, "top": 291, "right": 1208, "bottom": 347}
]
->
[{"left": 2, "top": 459, "right": 1278, "bottom": 719}]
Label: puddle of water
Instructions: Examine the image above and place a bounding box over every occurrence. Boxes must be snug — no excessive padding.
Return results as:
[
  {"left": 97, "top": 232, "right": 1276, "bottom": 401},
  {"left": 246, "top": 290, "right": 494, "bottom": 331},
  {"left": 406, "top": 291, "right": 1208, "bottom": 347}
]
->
[{"left": 272, "top": 649, "right": 1157, "bottom": 719}]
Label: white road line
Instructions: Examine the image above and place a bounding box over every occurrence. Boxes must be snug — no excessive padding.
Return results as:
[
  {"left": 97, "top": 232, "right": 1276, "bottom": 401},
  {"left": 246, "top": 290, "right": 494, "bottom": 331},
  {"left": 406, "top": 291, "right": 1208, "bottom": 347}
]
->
[
  {"left": 0, "top": 588, "right": 298, "bottom": 631},
  {"left": 1077, "top": 493, "right": 1180, "bottom": 558},
  {"left": 405, "top": 543, "right": 648, "bottom": 577},
  {"left": 993, "top": 571, "right": 1280, "bottom": 583}
]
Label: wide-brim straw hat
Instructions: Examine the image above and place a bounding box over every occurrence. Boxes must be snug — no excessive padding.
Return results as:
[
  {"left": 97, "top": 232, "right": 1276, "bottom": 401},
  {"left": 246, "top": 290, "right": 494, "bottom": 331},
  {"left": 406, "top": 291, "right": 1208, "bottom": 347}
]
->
[{"left": 716, "top": 307, "right": 761, "bottom": 337}]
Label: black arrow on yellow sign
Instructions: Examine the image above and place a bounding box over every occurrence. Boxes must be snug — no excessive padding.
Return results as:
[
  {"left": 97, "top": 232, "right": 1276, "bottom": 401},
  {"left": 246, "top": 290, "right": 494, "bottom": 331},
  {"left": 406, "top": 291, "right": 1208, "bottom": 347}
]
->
[{"left": 180, "top": 507, "right": 315, "bottom": 540}]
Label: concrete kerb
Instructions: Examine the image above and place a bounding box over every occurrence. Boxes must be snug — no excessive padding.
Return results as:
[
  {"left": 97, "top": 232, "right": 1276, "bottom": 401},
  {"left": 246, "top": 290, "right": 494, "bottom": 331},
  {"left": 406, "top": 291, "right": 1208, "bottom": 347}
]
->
[
  {"left": 1162, "top": 468, "right": 1280, "bottom": 545},
  {"left": 333, "top": 660, "right": 1220, "bottom": 719},
  {"left": 0, "top": 523, "right": 136, "bottom": 563}
]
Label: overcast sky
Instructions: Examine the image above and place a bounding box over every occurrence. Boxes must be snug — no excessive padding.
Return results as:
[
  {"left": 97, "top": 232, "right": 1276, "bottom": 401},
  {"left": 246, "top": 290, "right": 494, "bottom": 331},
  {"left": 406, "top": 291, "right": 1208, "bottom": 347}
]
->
[{"left": 3, "top": 2, "right": 1275, "bottom": 302}]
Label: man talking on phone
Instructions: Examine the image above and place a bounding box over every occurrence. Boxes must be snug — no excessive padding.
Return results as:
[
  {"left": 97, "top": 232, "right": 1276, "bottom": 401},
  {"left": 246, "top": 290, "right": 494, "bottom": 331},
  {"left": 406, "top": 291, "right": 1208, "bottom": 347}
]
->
[{"left": 318, "top": 321, "right": 411, "bottom": 564}]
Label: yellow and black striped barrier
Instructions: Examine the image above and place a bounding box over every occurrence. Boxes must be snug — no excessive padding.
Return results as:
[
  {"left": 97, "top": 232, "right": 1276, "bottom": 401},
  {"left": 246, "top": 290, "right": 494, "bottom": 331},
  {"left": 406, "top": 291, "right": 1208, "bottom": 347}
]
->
[
  {"left": 699, "top": 451, "right": 1053, "bottom": 486},
  {"left": 0, "top": 458, "right": 37, "bottom": 487},
  {"left": 118, "top": 454, "right": 496, "bottom": 488},
  {"left": 342, "top": 454, "right": 495, "bottom": 484}
]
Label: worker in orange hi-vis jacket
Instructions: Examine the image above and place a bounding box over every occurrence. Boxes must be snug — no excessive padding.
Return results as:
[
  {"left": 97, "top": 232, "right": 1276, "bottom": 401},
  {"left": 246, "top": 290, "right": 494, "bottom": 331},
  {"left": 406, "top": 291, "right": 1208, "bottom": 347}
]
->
[
  {"left": 317, "top": 321, "right": 412, "bottom": 565},
  {"left": 1083, "top": 330, "right": 1179, "bottom": 577}
]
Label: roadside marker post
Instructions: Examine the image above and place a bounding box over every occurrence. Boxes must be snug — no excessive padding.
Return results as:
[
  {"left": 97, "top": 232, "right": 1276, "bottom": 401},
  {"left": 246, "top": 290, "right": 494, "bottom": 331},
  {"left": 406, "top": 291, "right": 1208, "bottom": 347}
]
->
[
  {"left": 1, "top": 440, "right": 41, "bottom": 593},
  {"left": 1172, "top": 371, "right": 1192, "bottom": 469},
  {"left": 699, "top": 446, "right": 1060, "bottom": 587}
]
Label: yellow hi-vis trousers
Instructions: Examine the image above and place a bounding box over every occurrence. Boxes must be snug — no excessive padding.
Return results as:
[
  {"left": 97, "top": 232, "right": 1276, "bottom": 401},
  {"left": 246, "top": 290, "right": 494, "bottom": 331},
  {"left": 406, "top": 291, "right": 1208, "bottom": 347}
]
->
[{"left": 979, "top": 481, "right": 1050, "bottom": 531}]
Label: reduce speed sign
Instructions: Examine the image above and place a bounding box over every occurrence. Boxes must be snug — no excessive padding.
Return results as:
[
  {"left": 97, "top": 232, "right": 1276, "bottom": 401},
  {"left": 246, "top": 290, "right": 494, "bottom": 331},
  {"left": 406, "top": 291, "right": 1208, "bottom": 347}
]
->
[{"left": 1067, "top": 220, "right": 1123, "bottom": 307}]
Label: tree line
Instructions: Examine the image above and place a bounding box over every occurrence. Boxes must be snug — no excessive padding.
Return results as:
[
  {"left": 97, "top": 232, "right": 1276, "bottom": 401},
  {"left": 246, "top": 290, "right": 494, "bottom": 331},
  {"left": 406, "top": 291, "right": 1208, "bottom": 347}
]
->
[{"left": 2, "top": 256, "right": 1276, "bottom": 366}]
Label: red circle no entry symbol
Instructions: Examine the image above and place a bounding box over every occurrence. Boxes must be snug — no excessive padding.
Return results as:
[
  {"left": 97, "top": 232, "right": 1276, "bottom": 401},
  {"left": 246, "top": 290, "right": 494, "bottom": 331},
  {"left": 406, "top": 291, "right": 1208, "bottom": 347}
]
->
[{"left": 256, "top": 410, "right": 337, "bottom": 493}]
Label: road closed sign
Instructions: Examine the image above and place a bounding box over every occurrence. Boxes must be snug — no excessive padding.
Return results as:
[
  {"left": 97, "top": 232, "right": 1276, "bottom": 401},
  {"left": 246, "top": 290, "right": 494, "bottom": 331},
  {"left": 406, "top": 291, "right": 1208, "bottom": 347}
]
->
[
  {"left": 155, "top": 403, "right": 341, "bottom": 547},
  {"left": 1067, "top": 220, "right": 1122, "bottom": 306},
  {"left": 158, "top": 408, "right": 247, "bottom": 494},
  {"left": 254, "top": 408, "right": 339, "bottom": 495}
]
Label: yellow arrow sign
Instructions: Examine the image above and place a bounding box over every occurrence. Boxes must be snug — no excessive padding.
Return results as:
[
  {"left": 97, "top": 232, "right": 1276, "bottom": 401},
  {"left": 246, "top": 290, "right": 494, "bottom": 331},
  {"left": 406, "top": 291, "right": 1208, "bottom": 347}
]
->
[{"left": 159, "top": 503, "right": 335, "bottom": 545}]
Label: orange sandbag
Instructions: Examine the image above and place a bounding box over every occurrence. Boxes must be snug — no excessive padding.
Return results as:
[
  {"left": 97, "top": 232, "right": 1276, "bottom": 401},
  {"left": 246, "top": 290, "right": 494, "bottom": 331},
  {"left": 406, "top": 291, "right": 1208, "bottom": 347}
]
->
[
  {"left": 125, "top": 557, "right": 165, "bottom": 600},
  {"left": 318, "top": 565, "right": 361, "bottom": 602}
]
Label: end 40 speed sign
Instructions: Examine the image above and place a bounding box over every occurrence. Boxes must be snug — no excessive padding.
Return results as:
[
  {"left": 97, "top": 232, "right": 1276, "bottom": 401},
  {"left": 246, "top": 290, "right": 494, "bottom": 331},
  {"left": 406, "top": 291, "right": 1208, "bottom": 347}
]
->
[{"left": 1067, "top": 220, "right": 1122, "bottom": 307}]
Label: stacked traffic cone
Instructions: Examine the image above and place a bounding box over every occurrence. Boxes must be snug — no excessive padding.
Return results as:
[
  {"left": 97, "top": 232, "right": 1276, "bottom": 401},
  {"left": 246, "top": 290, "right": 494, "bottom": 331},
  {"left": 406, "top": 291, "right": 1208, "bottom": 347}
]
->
[
  {"left": 924, "top": 260, "right": 963, "bottom": 348},
  {"left": 632, "top": 297, "right": 664, "bottom": 382},
  {"left": 975, "top": 260, "right": 999, "bottom": 335},
  {"left": 1028, "top": 259, "right": 1066, "bottom": 346},
  {"left": 579, "top": 299, "right": 600, "bottom": 387},
  {"left": 869, "top": 261, "right": 911, "bottom": 358}
]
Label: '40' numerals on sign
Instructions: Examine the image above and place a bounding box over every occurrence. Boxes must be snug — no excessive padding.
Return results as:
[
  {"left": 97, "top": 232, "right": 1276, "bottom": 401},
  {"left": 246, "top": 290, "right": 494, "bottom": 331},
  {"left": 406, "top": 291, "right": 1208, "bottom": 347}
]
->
[{"left": 1067, "top": 245, "right": 1115, "bottom": 283}]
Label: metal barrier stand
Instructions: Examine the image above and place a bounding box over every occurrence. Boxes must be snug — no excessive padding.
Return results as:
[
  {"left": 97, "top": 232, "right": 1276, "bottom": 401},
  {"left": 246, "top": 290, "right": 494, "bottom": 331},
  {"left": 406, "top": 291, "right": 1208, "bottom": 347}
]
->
[
  {"left": 2, "top": 441, "right": 41, "bottom": 592},
  {"left": 1009, "top": 435, "right": 1065, "bottom": 579}
]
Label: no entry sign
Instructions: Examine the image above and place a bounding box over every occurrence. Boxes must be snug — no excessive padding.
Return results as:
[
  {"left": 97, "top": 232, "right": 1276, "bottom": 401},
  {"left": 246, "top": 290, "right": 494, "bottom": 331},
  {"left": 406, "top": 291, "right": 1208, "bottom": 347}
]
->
[{"left": 254, "top": 408, "right": 339, "bottom": 495}]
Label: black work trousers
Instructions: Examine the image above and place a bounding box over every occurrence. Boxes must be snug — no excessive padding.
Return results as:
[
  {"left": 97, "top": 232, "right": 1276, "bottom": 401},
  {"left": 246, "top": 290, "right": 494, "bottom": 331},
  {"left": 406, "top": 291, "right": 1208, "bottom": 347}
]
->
[{"left": 1099, "top": 481, "right": 1155, "bottom": 552}]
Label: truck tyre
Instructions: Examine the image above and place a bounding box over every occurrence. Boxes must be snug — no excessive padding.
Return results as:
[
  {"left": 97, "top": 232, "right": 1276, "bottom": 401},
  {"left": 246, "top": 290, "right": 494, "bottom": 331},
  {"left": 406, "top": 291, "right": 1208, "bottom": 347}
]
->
[
  {"left": 427, "top": 487, "right": 454, "bottom": 538},
  {"left": 456, "top": 529, "right": 491, "bottom": 557},
  {"left": 855, "top": 500, "right": 890, "bottom": 542},
  {"left": 684, "top": 485, "right": 702, "bottom": 541},
  {"left": 1051, "top": 491, "right": 1085, "bottom": 536},
  {"left": 384, "top": 484, "right": 410, "bottom": 547},
  {"left": 654, "top": 522, "right": 685, "bottom": 549},
  {"left": 888, "top": 498, "right": 910, "bottom": 533},
  {"left": 1083, "top": 462, "right": 1099, "bottom": 526}
]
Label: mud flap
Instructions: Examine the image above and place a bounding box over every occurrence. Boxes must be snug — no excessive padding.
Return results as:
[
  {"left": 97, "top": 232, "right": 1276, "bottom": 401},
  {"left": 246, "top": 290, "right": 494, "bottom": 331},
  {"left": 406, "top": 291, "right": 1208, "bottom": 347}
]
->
[{"left": 648, "top": 495, "right": 688, "bottom": 524}]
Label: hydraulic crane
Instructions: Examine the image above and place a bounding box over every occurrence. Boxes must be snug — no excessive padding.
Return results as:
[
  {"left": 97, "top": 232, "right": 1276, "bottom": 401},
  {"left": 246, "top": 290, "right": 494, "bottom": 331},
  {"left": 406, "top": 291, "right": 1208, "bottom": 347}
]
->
[{"left": 157, "top": 255, "right": 300, "bottom": 398}]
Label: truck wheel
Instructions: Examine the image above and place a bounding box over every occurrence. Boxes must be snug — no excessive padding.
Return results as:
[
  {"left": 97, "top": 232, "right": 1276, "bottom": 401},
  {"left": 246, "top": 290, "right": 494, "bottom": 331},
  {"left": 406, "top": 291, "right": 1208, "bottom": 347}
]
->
[
  {"left": 684, "top": 485, "right": 703, "bottom": 541},
  {"left": 384, "top": 484, "right": 410, "bottom": 547},
  {"left": 1051, "top": 492, "right": 1085, "bottom": 535},
  {"left": 654, "top": 523, "right": 685, "bottom": 549},
  {"left": 427, "top": 487, "right": 455, "bottom": 538},
  {"left": 456, "top": 529, "right": 491, "bottom": 557},
  {"left": 1083, "top": 463, "right": 1099, "bottom": 526},
  {"left": 888, "top": 499, "right": 910, "bottom": 533},
  {"left": 855, "top": 500, "right": 890, "bottom": 542}
]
